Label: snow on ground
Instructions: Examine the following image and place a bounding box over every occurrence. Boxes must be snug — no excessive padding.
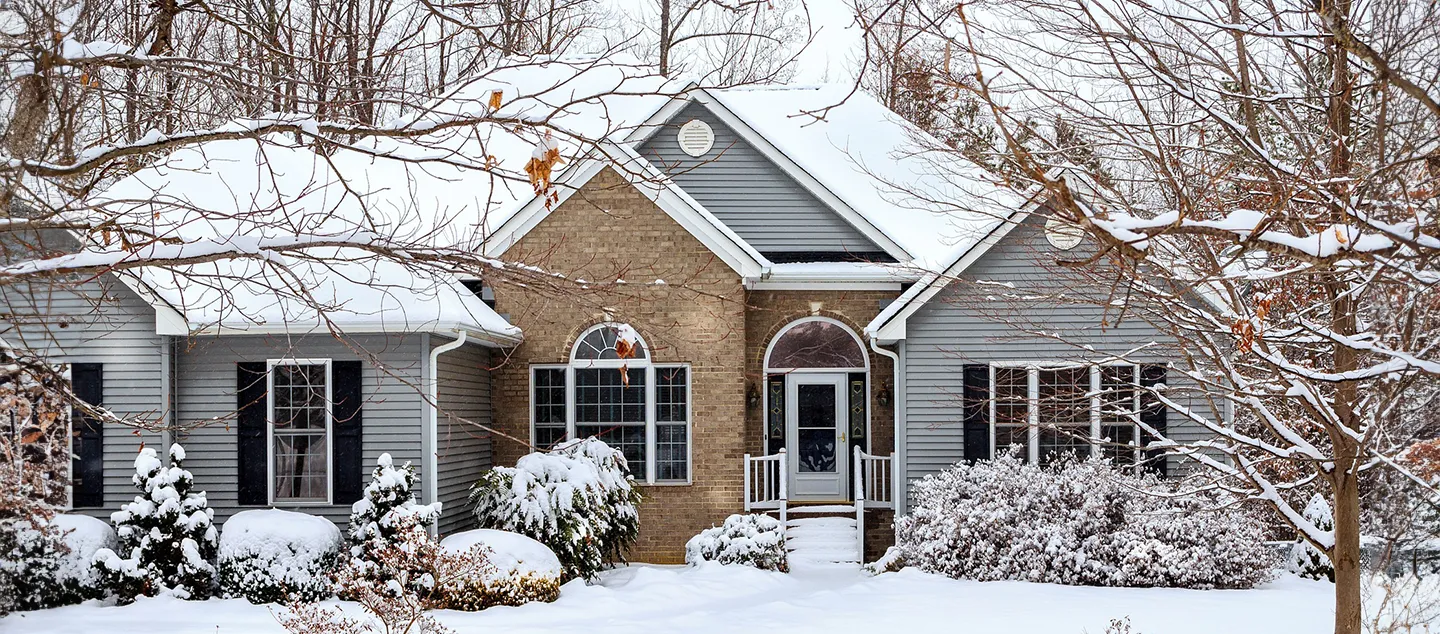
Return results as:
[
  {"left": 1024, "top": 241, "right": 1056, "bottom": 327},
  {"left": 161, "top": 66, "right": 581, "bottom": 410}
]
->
[{"left": 1, "top": 564, "right": 1341, "bottom": 634}]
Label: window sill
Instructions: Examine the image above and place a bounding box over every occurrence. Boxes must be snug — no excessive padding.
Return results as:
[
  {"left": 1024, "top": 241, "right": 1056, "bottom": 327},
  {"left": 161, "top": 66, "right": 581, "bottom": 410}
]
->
[{"left": 640, "top": 480, "right": 692, "bottom": 487}]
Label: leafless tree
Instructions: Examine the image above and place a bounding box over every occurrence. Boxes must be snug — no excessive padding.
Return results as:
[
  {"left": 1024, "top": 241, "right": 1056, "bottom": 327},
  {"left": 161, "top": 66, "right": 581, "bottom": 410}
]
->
[
  {"left": 851, "top": 0, "right": 1440, "bottom": 631},
  {"left": 628, "top": 0, "right": 810, "bottom": 82}
]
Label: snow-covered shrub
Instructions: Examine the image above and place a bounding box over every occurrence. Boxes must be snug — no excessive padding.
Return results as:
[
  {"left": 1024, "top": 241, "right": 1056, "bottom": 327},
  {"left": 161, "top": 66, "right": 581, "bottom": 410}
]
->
[
  {"left": 219, "top": 509, "right": 342, "bottom": 603},
  {"left": 685, "top": 514, "right": 787, "bottom": 572},
  {"left": 342, "top": 453, "right": 441, "bottom": 597},
  {"left": 469, "top": 438, "right": 642, "bottom": 581},
  {"left": 1289, "top": 493, "right": 1335, "bottom": 582},
  {"left": 93, "top": 443, "right": 218, "bottom": 601},
  {"left": 896, "top": 454, "right": 1275, "bottom": 589},
  {"left": 437, "top": 529, "right": 562, "bottom": 609},
  {"left": 52, "top": 514, "right": 117, "bottom": 600},
  {"left": 864, "top": 546, "right": 906, "bottom": 576},
  {"left": 0, "top": 511, "right": 68, "bottom": 613}
]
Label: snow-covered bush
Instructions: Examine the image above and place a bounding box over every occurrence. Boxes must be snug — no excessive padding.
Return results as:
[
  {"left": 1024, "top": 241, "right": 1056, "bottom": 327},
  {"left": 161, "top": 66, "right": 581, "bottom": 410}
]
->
[
  {"left": 93, "top": 443, "right": 218, "bottom": 601},
  {"left": 1289, "top": 493, "right": 1336, "bottom": 582},
  {"left": 437, "top": 529, "right": 563, "bottom": 609},
  {"left": 864, "top": 546, "right": 906, "bottom": 576},
  {"left": 0, "top": 511, "right": 68, "bottom": 613},
  {"left": 342, "top": 453, "right": 441, "bottom": 597},
  {"left": 219, "top": 509, "right": 342, "bottom": 603},
  {"left": 52, "top": 514, "right": 117, "bottom": 600},
  {"left": 685, "top": 514, "right": 787, "bottom": 572},
  {"left": 896, "top": 454, "right": 1276, "bottom": 589},
  {"left": 470, "top": 438, "right": 642, "bottom": 581}
]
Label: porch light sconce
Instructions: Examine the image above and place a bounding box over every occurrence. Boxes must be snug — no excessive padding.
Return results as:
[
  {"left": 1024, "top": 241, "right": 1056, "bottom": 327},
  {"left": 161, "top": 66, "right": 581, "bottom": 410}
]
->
[
  {"left": 809, "top": 301, "right": 823, "bottom": 315},
  {"left": 746, "top": 382, "right": 761, "bottom": 409},
  {"left": 877, "top": 382, "right": 893, "bottom": 407}
]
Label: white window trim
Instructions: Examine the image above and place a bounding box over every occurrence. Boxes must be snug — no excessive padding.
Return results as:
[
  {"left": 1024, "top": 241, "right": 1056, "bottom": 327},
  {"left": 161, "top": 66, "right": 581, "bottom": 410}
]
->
[
  {"left": 529, "top": 324, "right": 693, "bottom": 485},
  {"left": 266, "top": 358, "right": 334, "bottom": 505},
  {"left": 987, "top": 362, "right": 1143, "bottom": 467}
]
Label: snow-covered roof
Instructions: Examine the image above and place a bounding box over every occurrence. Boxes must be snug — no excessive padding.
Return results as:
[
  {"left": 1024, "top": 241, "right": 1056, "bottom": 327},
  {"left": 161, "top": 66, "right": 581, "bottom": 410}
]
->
[
  {"left": 700, "top": 85, "right": 1027, "bottom": 269},
  {"left": 85, "top": 55, "right": 683, "bottom": 342},
  {"left": 96, "top": 139, "right": 521, "bottom": 342},
  {"left": 85, "top": 56, "right": 1030, "bottom": 338}
]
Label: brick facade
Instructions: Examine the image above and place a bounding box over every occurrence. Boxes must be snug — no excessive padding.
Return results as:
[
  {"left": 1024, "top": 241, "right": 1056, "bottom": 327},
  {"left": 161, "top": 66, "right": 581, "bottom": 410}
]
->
[{"left": 491, "top": 167, "right": 901, "bottom": 562}]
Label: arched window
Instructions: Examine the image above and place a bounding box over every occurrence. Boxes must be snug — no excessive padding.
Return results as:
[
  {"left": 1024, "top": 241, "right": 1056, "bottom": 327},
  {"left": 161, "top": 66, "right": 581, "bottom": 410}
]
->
[
  {"left": 765, "top": 318, "right": 867, "bottom": 371},
  {"left": 530, "top": 323, "right": 689, "bottom": 483},
  {"left": 571, "top": 324, "right": 648, "bottom": 362}
]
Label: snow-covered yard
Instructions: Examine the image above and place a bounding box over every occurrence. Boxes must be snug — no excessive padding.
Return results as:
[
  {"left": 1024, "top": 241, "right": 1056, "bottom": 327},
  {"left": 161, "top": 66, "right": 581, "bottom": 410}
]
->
[{"left": 3, "top": 564, "right": 1341, "bottom": 634}]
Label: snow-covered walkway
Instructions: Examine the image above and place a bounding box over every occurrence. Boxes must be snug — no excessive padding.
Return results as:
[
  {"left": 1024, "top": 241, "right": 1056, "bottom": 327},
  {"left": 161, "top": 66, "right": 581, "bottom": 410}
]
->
[{"left": 2, "top": 564, "right": 1339, "bottom": 634}]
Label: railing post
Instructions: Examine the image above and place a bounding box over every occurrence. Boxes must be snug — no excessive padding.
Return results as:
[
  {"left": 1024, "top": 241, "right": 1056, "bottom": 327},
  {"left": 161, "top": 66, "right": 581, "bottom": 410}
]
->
[
  {"left": 854, "top": 445, "right": 865, "bottom": 562},
  {"left": 778, "top": 449, "right": 788, "bottom": 527},
  {"left": 743, "top": 453, "right": 752, "bottom": 512}
]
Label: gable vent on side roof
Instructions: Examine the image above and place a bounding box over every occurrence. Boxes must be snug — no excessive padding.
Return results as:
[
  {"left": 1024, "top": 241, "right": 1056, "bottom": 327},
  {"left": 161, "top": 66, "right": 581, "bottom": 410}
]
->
[{"left": 677, "top": 119, "right": 715, "bottom": 157}]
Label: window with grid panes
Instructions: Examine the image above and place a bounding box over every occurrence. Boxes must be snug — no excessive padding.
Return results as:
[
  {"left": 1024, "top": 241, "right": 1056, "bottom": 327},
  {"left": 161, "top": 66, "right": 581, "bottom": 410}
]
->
[
  {"left": 988, "top": 364, "right": 1142, "bottom": 466},
  {"left": 271, "top": 362, "right": 329, "bottom": 501},
  {"left": 529, "top": 324, "right": 691, "bottom": 483}
]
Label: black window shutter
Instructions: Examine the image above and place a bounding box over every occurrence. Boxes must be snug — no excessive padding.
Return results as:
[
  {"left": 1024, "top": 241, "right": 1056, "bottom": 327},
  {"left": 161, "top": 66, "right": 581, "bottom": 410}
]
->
[
  {"left": 236, "top": 362, "right": 268, "bottom": 506},
  {"left": 962, "top": 364, "right": 991, "bottom": 463},
  {"left": 331, "top": 361, "right": 365, "bottom": 504},
  {"left": 766, "top": 374, "right": 785, "bottom": 455},
  {"left": 71, "top": 363, "right": 104, "bottom": 508},
  {"left": 1139, "top": 364, "right": 1168, "bottom": 477}
]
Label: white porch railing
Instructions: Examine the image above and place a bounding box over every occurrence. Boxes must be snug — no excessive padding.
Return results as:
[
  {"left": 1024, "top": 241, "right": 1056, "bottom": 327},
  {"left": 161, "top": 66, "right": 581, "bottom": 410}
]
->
[
  {"left": 853, "top": 446, "right": 896, "bottom": 560},
  {"left": 744, "top": 449, "right": 787, "bottom": 525}
]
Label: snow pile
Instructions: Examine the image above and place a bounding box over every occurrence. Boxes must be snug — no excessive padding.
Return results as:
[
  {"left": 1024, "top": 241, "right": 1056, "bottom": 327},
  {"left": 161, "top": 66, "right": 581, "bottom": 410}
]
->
[
  {"left": 438, "top": 529, "right": 563, "bottom": 608},
  {"left": 685, "top": 514, "right": 787, "bottom": 572},
  {"left": 897, "top": 454, "right": 1276, "bottom": 589},
  {"left": 0, "top": 563, "right": 1353, "bottom": 634},
  {"left": 92, "top": 443, "right": 219, "bottom": 601},
  {"left": 342, "top": 453, "right": 441, "bottom": 597},
  {"left": 51, "top": 514, "right": 117, "bottom": 591},
  {"left": 218, "top": 509, "right": 342, "bottom": 603},
  {"left": 1288, "top": 493, "right": 1335, "bottom": 582},
  {"left": 469, "top": 438, "right": 641, "bottom": 581}
]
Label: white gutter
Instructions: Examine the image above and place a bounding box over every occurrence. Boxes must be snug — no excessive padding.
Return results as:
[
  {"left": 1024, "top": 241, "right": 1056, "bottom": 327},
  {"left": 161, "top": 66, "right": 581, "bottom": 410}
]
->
[
  {"left": 869, "top": 336, "right": 903, "bottom": 516},
  {"left": 425, "top": 330, "right": 467, "bottom": 535}
]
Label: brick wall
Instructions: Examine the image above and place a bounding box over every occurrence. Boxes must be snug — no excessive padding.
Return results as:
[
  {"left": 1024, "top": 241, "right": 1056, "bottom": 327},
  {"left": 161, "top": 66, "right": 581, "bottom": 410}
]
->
[
  {"left": 491, "top": 167, "right": 905, "bottom": 562},
  {"left": 492, "top": 168, "right": 748, "bottom": 563}
]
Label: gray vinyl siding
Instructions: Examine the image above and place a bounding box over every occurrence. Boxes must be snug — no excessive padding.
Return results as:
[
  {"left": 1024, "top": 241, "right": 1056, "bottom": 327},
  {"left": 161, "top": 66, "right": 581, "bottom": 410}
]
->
[
  {"left": 638, "top": 101, "right": 884, "bottom": 255},
  {"left": 0, "top": 275, "right": 166, "bottom": 514},
  {"left": 432, "top": 339, "right": 493, "bottom": 535},
  {"left": 174, "top": 334, "right": 428, "bottom": 528},
  {"left": 900, "top": 214, "right": 1219, "bottom": 507}
]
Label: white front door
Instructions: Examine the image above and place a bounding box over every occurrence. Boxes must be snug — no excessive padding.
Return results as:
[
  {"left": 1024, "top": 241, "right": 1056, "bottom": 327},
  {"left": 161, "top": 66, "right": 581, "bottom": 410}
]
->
[{"left": 786, "top": 373, "right": 847, "bottom": 500}]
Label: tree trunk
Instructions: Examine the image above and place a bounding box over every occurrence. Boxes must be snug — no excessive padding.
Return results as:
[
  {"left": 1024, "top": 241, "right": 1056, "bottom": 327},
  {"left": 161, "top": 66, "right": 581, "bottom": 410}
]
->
[
  {"left": 1332, "top": 467, "right": 1364, "bottom": 634},
  {"left": 659, "top": 0, "right": 671, "bottom": 76}
]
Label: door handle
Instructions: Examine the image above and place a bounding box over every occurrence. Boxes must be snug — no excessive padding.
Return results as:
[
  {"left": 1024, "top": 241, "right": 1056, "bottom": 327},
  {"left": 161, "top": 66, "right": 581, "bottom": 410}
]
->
[{"left": 840, "top": 432, "right": 846, "bottom": 443}]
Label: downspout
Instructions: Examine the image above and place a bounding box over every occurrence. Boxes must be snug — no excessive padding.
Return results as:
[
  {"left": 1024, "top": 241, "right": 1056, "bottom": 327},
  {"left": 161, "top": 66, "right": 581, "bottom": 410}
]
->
[
  {"left": 869, "top": 336, "right": 902, "bottom": 516},
  {"left": 425, "top": 329, "right": 468, "bottom": 536}
]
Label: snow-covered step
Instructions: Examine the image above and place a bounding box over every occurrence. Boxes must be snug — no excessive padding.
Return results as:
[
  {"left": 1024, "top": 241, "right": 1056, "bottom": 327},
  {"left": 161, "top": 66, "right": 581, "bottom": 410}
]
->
[
  {"left": 785, "top": 504, "right": 857, "bottom": 515},
  {"left": 785, "top": 516, "right": 861, "bottom": 567}
]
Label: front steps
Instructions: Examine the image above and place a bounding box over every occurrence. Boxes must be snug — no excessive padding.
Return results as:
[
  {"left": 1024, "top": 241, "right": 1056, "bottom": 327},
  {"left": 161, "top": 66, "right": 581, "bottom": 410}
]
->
[{"left": 785, "top": 515, "right": 860, "bottom": 570}]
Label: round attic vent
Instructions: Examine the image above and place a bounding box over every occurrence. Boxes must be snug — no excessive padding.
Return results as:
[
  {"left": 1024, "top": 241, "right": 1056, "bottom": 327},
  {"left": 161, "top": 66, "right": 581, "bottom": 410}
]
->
[
  {"left": 677, "top": 119, "right": 714, "bottom": 157},
  {"left": 1044, "top": 216, "right": 1085, "bottom": 250}
]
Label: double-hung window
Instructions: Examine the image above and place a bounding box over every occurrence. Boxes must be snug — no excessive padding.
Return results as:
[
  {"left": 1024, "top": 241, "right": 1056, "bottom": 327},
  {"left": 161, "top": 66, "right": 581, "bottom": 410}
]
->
[
  {"left": 269, "top": 360, "right": 332, "bottom": 502},
  {"left": 989, "top": 363, "right": 1142, "bottom": 466},
  {"left": 531, "top": 324, "right": 691, "bottom": 484}
]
